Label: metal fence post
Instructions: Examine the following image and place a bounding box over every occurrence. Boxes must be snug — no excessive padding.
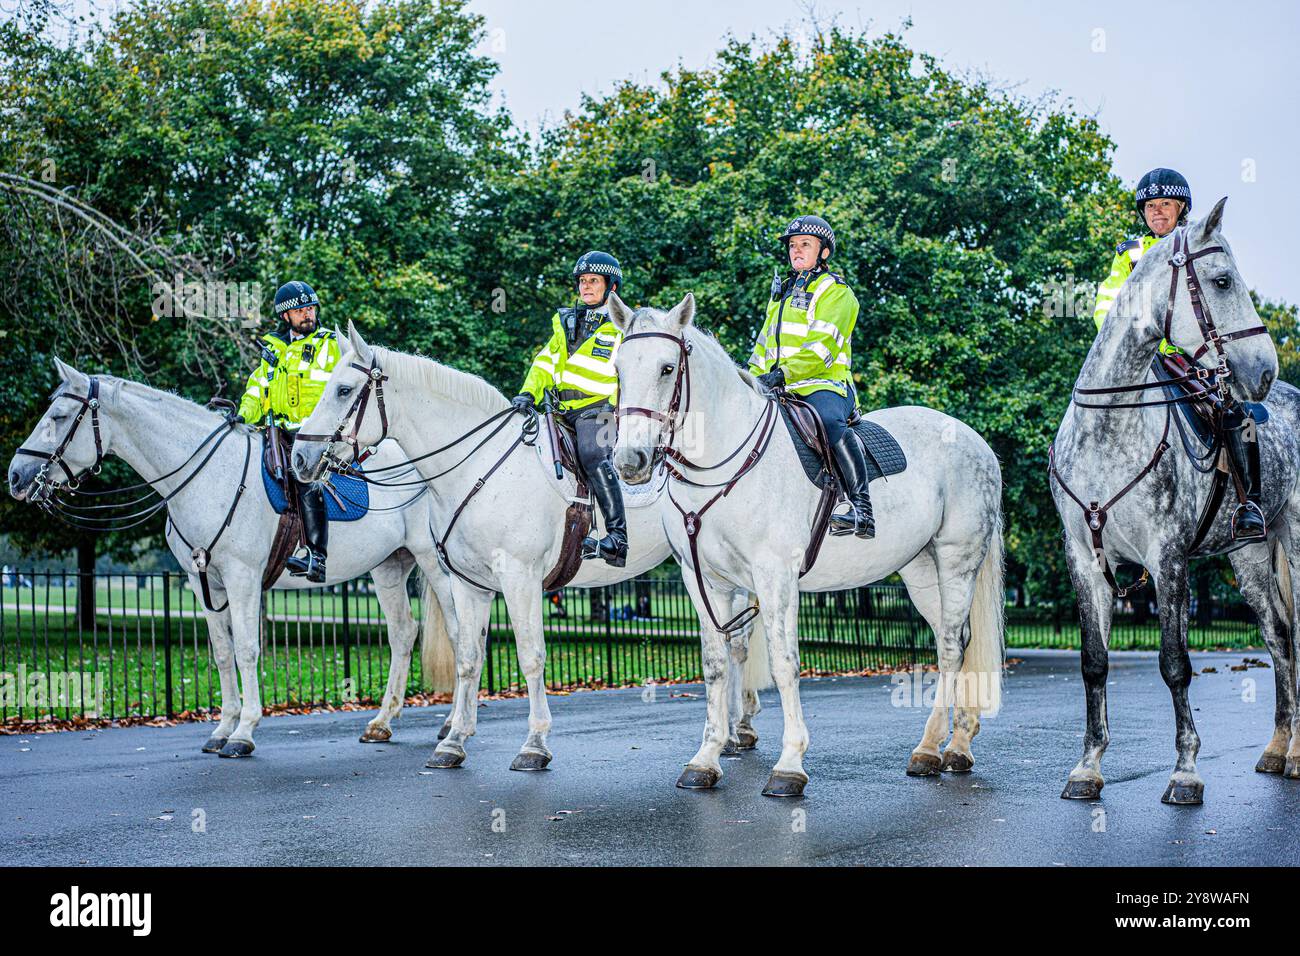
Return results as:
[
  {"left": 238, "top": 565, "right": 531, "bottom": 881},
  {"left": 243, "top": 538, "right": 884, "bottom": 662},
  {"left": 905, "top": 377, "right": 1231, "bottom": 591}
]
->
[
  {"left": 342, "top": 578, "right": 351, "bottom": 698},
  {"left": 162, "top": 571, "right": 174, "bottom": 720},
  {"left": 604, "top": 586, "right": 615, "bottom": 688}
]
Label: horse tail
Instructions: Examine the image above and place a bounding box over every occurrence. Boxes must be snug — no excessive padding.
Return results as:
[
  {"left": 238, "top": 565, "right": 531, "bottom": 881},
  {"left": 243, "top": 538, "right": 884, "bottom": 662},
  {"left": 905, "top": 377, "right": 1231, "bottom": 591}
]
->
[
  {"left": 1273, "top": 536, "right": 1295, "bottom": 627},
  {"left": 419, "top": 573, "right": 456, "bottom": 695},
  {"left": 963, "top": 505, "right": 1006, "bottom": 717},
  {"left": 742, "top": 600, "right": 773, "bottom": 693}
]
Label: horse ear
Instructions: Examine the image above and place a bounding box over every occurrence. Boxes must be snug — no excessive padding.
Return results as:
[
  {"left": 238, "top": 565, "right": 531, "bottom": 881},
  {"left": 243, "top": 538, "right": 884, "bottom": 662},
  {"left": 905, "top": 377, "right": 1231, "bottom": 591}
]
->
[
  {"left": 606, "top": 290, "right": 635, "bottom": 332},
  {"left": 346, "top": 320, "right": 372, "bottom": 363},
  {"left": 332, "top": 325, "right": 344, "bottom": 353},
  {"left": 669, "top": 292, "right": 696, "bottom": 329},
  {"left": 53, "top": 357, "right": 86, "bottom": 387},
  {"left": 1199, "top": 196, "right": 1228, "bottom": 244}
]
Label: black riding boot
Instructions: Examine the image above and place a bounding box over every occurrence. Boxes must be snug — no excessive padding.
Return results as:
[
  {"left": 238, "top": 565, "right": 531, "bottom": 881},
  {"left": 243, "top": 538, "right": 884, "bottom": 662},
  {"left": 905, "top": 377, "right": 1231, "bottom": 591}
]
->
[
  {"left": 581, "top": 460, "right": 629, "bottom": 567},
  {"left": 287, "top": 483, "right": 328, "bottom": 582},
  {"left": 828, "top": 431, "right": 876, "bottom": 539},
  {"left": 1225, "top": 413, "right": 1266, "bottom": 540}
]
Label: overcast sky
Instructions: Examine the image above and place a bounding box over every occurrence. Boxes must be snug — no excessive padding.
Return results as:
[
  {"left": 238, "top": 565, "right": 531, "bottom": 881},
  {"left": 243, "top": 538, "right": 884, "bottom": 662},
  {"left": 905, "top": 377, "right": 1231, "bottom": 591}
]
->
[{"left": 468, "top": 0, "right": 1300, "bottom": 304}]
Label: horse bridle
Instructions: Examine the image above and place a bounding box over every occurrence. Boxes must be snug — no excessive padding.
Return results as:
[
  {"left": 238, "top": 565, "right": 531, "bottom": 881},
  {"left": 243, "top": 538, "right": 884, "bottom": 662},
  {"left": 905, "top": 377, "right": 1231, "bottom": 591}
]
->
[
  {"left": 617, "top": 328, "right": 777, "bottom": 635},
  {"left": 295, "top": 358, "right": 390, "bottom": 467},
  {"left": 14, "top": 377, "right": 105, "bottom": 499},
  {"left": 1051, "top": 226, "right": 1273, "bottom": 595},
  {"left": 1073, "top": 227, "right": 1269, "bottom": 410}
]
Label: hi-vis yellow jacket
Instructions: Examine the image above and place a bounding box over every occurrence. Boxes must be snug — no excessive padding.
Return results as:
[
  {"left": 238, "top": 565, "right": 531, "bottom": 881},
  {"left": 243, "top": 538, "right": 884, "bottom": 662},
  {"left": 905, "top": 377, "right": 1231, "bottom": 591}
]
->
[
  {"left": 237, "top": 327, "right": 342, "bottom": 428},
  {"left": 748, "top": 269, "right": 858, "bottom": 397},
  {"left": 520, "top": 307, "right": 622, "bottom": 411},
  {"left": 1094, "top": 234, "right": 1181, "bottom": 356}
]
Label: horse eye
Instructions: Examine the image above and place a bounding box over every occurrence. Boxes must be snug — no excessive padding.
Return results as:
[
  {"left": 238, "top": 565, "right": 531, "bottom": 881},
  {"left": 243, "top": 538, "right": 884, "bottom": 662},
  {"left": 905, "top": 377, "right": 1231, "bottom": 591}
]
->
[
  {"left": 1214, "top": 274, "right": 1232, "bottom": 290},
  {"left": 337, "top": 385, "right": 353, "bottom": 398},
  {"left": 51, "top": 413, "right": 66, "bottom": 422},
  {"left": 661, "top": 364, "right": 675, "bottom": 376}
]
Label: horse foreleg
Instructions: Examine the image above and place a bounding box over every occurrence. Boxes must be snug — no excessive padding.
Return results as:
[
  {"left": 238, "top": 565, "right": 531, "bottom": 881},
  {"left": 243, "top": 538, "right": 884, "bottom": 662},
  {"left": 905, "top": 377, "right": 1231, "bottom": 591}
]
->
[
  {"left": 501, "top": 581, "right": 553, "bottom": 771},
  {"left": 1153, "top": 557, "right": 1203, "bottom": 804},
  {"left": 1061, "top": 532, "right": 1115, "bottom": 799},
  {"left": 676, "top": 572, "right": 737, "bottom": 790},
  {"left": 425, "top": 582, "right": 493, "bottom": 770},
  {"left": 219, "top": 572, "right": 265, "bottom": 758},
  {"left": 197, "top": 590, "right": 240, "bottom": 754},
  {"left": 755, "top": 568, "right": 808, "bottom": 798}
]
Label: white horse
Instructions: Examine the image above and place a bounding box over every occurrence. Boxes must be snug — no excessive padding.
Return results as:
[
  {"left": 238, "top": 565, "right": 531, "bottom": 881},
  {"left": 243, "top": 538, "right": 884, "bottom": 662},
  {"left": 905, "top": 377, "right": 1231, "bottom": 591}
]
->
[
  {"left": 7, "top": 360, "right": 458, "bottom": 755},
  {"left": 292, "top": 323, "right": 771, "bottom": 771},
  {"left": 609, "top": 293, "right": 1005, "bottom": 797}
]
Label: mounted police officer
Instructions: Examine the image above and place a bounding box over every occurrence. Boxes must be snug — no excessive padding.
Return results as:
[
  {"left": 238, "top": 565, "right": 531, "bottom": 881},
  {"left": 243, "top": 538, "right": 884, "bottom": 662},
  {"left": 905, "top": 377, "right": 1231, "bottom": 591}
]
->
[
  {"left": 749, "top": 215, "right": 872, "bottom": 538},
  {"left": 1093, "top": 168, "right": 1265, "bottom": 540},
  {"left": 513, "top": 252, "right": 628, "bottom": 566},
  {"left": 235, "top": 280, "right": 342, "bottom": 581}
]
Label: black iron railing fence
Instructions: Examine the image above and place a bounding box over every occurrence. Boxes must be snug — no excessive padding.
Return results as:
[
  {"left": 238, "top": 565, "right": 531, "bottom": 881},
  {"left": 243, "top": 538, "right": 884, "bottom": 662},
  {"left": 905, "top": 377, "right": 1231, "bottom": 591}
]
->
[
  {"left": 0, "top": 571, "right": 932, "bottom": 723},
  {"left": 0, "top": 569, "right": 1262, "bottom": 724}
]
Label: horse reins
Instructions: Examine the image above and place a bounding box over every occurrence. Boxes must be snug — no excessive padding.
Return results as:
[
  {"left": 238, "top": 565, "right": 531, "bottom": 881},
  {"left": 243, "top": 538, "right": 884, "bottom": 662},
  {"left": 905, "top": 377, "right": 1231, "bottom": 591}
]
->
[
  {"left": 618, "top": 329, "right": 775, "bottom": 634},
  {"left": 1050, "top": 226, "right": 1272, "bottom": 595}
]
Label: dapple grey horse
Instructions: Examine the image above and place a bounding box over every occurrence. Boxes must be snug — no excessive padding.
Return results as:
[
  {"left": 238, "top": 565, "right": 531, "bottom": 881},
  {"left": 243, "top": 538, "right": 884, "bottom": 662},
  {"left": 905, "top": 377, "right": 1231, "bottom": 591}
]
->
[
  {"left": 1050, "top": 197, "right": 1297, "bottom": 804},
  {"left": 609, "top": 292, "right": 1006, "bottom": 797},
  {"left": 7, "top": 360, "right": 458, "bottom": 754},
  {"left": 292, "top": 324, "right": 772, "bottom": 773}
]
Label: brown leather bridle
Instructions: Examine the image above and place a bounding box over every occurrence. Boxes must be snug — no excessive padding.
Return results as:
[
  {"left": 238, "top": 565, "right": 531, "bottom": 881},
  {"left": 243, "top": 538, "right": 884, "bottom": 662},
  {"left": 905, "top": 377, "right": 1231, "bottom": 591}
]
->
[
  {"left": 618, "top": 329, "right": 777, "bottom": 634},
  {"left": 1050, "top": 226, "right": 1273, "bottom": 595},
  {"left": 295, "top": 359, "right": 389, "bottom": 467},
  {"left": 15, "top": 377, "right": 105, "bottom": 499}
]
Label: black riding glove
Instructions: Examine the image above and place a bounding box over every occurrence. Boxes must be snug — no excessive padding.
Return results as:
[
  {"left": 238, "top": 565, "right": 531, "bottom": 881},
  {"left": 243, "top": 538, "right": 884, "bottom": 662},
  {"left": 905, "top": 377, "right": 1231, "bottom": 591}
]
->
[
  {"left": 512, "top": 393, "right": 536, "bottom": 413},
  {"left": 225, "top": 409, "right": 244, "bottom": 425},
  {"left": 758, "top": 368, "right": 786, "bottom": 390}
]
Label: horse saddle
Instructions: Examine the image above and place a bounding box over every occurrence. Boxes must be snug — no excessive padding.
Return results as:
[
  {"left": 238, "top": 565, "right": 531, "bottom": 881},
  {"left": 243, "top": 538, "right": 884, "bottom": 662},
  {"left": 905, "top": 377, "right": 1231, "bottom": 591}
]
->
[
  {"left": 774, "top": 392, "right": 907, "bottom": 577},
  {"left": 777, "top": 395, "right": 908, "bottom": 490},
  {"left": 1153, "top": 356, "right": 1269, "bottom": 447},
  {"left": 540, "top": 411, "right": 593, "bottom": 591},
  {"left": 260, "top": 426, "right": 369, "bottom": 522}
]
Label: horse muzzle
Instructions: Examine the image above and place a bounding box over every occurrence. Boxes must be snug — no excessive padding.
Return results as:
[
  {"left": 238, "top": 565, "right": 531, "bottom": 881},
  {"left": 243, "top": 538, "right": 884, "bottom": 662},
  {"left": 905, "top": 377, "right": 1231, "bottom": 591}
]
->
[
  {"left": 614, "top": 446, "right": 655, "bottom": 485},
  {"left": 292, "top": 442, "right": 330, "bottom": 483}
]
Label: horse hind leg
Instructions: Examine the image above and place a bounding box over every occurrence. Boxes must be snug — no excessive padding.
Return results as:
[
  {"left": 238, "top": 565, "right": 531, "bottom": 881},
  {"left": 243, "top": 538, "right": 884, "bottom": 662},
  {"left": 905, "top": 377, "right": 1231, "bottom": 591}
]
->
[
  {"left": 359, "top": 551, "right": 419, "bottom": 743},
  {"left": 500, "top": 580, "right": 553, "bottom": 771},
  {"left": 1227, "top": 538, "right": 1294, "bottom": 775},
  {"left": 898, "top": 548, "right": 948, "bottom": 776},
  {"left": 425, "top": 581, "right": 493, "bottom": 770}
]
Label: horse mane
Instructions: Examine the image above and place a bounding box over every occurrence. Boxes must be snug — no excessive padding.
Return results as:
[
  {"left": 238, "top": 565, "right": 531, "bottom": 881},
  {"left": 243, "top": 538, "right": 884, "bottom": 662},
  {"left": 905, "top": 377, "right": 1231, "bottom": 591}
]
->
[{"left": 371, "top": 345, "right": 510, "bottom": 416}]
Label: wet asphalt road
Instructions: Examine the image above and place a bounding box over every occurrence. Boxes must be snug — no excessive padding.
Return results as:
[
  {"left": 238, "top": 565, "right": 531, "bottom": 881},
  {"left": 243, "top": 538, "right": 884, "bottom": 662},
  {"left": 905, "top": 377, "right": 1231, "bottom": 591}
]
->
[{"left": 1, "top": 649, "right": 1298, "bottom": 866}]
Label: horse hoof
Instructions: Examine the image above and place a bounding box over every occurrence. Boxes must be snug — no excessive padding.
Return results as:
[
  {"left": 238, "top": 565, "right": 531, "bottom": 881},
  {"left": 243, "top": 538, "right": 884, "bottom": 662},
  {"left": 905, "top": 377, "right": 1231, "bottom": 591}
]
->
[
  {"left": 941, "top": 751, "right": 974, "bottom": 773},
  {"left": 437, "top": 723, "right": 451, "bottom": 741},
  {"left": 510, "top": 750, "right": 552, "bottom": 772},
  {"left": 218, "top": 739, "right": 254, "bottom": 758},
  {"left": 1161, "top": 779, "right": 1204, "bottom": 805},
  {"left": 761, "top": 771, "right": 807, "bottom": 798},
  {"left": 906, "top": 752, "right": 943, "bottom": 777},
  {"left": 735, "top": 729, "right": 758, "bottom": 751},
  {"left": 676, "top": 766, "right": 721, "bottom": 790},
  {"left": 722, "top": 739, "right": 739, "bottom": 756},
  {"left": 425, "top": 749, "right": 465, "bottom": 770},
  {"left": 1284, "top": 758, "right": 1300, "bottom": 780},
  {"left": 1061, "top": 778, "right": 1103, "bottom": 800},
  {"left": 359, "top": 726, "right": 392, "bottom": 744},
  {"left": 1255, "top": 753, "right": 1286, "bottom": 774},
  {"left": 201, "top": 736, "right": 227, "bottom": 754}
]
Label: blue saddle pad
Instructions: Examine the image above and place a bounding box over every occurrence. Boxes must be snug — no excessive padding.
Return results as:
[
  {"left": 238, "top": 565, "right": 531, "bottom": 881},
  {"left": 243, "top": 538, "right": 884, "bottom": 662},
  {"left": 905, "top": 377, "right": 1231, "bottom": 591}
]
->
[{"left": 261, "top": 459, "right": 369, "bottom": 521}]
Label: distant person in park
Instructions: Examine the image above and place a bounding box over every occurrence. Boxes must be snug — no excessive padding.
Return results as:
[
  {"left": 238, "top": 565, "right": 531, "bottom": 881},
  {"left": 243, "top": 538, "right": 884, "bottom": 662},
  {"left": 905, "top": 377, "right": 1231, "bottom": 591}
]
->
[
  {"left": 1093, "top": 168, "right": 1264, "bottom": 539},
  {"left": 233, "top": 280, "right": 342, "bottom": 581},
  {"left": 748, "top": 215, "right": 873, "bottom": 537},
  {"left": 513, "top": 252, "right": 628, "bottom": 567}
]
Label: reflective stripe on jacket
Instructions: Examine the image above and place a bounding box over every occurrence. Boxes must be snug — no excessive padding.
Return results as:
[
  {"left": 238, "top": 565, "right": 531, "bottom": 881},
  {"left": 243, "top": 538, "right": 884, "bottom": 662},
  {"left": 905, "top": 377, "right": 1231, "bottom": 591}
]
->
[
  {"left": 748, "top": 270, "right": 858, "bottom": 397},
  {"left": 236, "top": 327, "right": 342, "bottom": 427},
  {"left": 520, "top": 308, "right": 622, "bottom": 411}
]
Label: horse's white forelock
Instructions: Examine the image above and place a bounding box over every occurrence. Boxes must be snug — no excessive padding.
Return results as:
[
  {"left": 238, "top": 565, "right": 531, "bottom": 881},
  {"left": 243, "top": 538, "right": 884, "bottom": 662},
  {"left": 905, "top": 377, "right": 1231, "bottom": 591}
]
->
[{"left": 371, "top": 345, "right": 509, "bottom": 415}]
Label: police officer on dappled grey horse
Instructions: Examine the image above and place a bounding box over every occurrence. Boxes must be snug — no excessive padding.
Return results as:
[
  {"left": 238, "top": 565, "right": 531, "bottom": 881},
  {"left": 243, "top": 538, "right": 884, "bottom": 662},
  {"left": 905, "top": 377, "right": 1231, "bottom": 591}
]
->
[
  {"left": 749, "top": 215, "right": 874, "bottom": 538},
  {"left": 512, "top": 251, "right": 629, "bottom": 566},
  {"left": 1094, "top": 168, "right": 1266, "bottom": 539},
  {"left": 234, "top": 280, "right": 341, "bottom": 582}
]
